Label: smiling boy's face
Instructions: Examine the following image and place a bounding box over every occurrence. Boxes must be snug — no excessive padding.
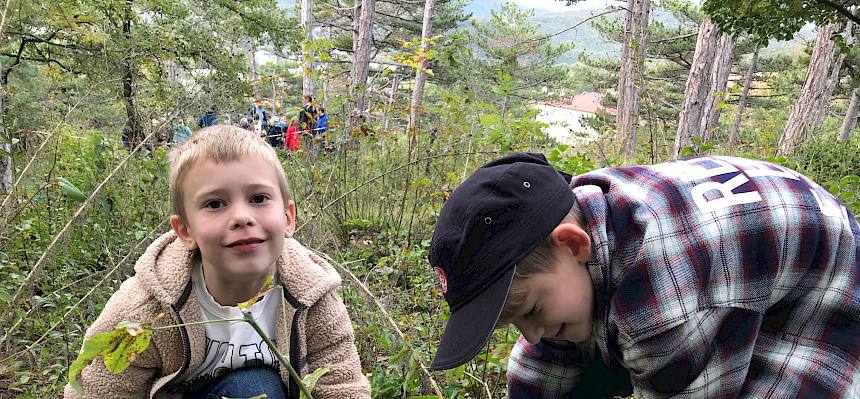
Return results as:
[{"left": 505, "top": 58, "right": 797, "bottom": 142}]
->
[{"left": 171, "top": 155, "right": 296, "bottom": 282}]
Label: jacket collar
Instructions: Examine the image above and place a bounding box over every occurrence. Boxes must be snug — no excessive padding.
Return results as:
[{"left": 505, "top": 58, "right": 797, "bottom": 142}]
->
[{"left": 134, "top": 231, "right": 342, "bottom": 309}]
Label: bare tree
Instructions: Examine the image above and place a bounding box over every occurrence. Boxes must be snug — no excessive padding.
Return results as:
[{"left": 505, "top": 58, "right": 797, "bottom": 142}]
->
[
  {"left": 840, "top": 88, "right": 859, "bottom": 141},
  {"left": 302, "top": 0, "right": 315, "bottom": 96},
  {"left": 350, "top": 0, "right": 376, "bottom": 131},
  {"left": 728, "top": 45, "right": 759, "bottom": 152},
  {"left": 674, "top": 17, "right": 735, "bottom": 156},
  {"left": 121, "top": 0, "right": 143, "bottom": 146},
  {"left": 616, "top": 0, "right": 650, "bottom": 161},
  {"left": 384, "top": 71, "right": 400, "bottom": 131},
  {"left": 408, "top": 0, "right": 437, "bottom": 132},
  {"left": 779, "top": 22, "right": 854, "bottom": 155},
  {"left": 1, "top": 67, "right": 11, "bottom": 193},
  {"left": 248, "top": 40, "right": 260, "bottom": 98}
]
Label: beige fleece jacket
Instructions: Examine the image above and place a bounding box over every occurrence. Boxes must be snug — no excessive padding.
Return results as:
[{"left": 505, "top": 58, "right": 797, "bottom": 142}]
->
[{"left": 64, "top": 231, "right": 370, "bottom": 399}]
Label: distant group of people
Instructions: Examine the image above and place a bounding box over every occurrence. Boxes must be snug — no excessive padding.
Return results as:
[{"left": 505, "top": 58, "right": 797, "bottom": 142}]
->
[
  {"left": 122, "top": 96, "right": 331, "bottom": 154},
  {"left": 238, "top": 95, "right": 329, "bottom": 153}
]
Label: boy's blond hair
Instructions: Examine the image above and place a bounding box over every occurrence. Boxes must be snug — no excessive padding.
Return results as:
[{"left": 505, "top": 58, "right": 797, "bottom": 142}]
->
[
  {"left": 500, "top": 203, "right": 585, "bottom": 322},
  {"left": 168, "top": 125, "right": 293, "bottom": 221}
]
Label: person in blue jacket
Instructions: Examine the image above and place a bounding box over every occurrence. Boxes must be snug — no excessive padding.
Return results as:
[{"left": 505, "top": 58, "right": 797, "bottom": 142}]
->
[{"left": 197, "top": 106, "right": 218, "bottom": 128}]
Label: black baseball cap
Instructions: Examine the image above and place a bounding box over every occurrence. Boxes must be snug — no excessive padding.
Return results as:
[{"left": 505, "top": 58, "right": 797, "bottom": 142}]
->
[{"left": 428, "top": 152, "right": 575, "bottom": 370}]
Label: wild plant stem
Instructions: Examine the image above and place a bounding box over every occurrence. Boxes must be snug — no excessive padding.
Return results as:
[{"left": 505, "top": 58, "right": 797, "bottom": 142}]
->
[
  {"left": 151, "top": 318, "right": 246, "bottom": 330},
  {"left": 0, "top": 219, "right": 167, "bottom": 356},
  {"left": 244, "top": 311, "right": 314, "bottom": 399},
  {"left": 311, "top": 249, "right": 444, "bottom": 398}
]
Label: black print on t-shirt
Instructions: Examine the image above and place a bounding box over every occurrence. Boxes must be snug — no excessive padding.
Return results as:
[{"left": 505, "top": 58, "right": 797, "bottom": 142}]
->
[{"left": 176, "top": 337, "right": 280, "bottom": 392}]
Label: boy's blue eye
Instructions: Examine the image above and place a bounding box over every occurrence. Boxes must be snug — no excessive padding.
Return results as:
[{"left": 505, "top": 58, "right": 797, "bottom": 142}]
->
[{"left": 205, "top": 200, "right": 225, "bottom": 209}]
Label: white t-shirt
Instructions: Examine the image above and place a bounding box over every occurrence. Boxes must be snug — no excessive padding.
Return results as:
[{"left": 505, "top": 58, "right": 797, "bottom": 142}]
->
[{"left": 169, "top": 260, "right": 281, "bottom": 391}]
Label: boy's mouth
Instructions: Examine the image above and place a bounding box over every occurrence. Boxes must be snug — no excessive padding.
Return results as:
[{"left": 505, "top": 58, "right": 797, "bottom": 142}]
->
[{"left": 226, "top": 238, "right": 266, "bottom": 248}]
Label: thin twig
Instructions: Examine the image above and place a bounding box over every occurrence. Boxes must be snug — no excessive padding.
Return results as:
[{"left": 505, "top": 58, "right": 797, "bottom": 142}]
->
[
  {"left": 514, "top": 7, "right": 622, "bottom": 46},
  {"left": 0, "top": 219, "right": 167, "bottom": 360},
  {"left": 310, "top": 249, "right": 445, "bottom": 399},
  {"left": 464, "top": 370, "right": 492, "bottom": 399},
  {"left": 0, "top": 130, "right": 162, "bottom": 325},
  {"left": 296, "top": 151, "right": 497, "bottom": 232}
]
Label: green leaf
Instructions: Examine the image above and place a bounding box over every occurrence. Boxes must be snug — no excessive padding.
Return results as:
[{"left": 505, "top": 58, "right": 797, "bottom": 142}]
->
[
  {"left": 68, "top": 330, "right": 125, "bottom": 394},
  {"left": 103, "top": 327, "right": 152, "bottom": 373},
  {"left": 68, "top": 320, "right": 156, "bottom": 394},
  {"left": 300, "top": 367, "right": 330, "bottom": 399},
  {"left": 389, "top": 345, "right": 410, "bottom": 363},
  {"left": 57, "top": 177, "right": 86, "bottom": 202}
]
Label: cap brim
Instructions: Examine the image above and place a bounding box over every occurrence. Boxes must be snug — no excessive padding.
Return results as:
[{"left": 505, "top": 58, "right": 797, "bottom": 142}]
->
[{"left": 430, "top": 266, "right": 516, "bottom": 370}]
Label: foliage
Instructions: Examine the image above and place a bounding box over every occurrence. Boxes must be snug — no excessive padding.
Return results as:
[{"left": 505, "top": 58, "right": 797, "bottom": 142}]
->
[
  {"left": 703, "top": 0, "right": 860, "bottom": 43},
  {"left": 2, "top": 1, "right": 860, "bottom": 398},
  {"left": 464, "top": 2, "right": 575, "bottom": 116},
  {"left": 67, "top": 319, "right": 155, "bottom": 394}
]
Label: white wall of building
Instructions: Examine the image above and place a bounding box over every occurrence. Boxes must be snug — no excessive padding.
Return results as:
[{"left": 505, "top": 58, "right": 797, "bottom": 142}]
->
[{"left": 535, "top": 103, "right": 599, "bottom": 145}]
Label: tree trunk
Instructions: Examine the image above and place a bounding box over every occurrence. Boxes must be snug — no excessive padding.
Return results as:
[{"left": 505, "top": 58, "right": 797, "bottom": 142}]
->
[
  {"left": 384, "top": 71, "right": 399, "bottom": 131},
  {"left": 729, "top": 45, "right": 759, "bottom": 151},
  {"left": 248, "top": 40, "right": 259, "bottom": 98},
  {"left": 674, "top": 17, "right": 735, "bottom": 157},
  {"left": 121, "top": 6, "right": 143, "bottom": 146},
  {"left": 408, "top": 0, "right": 437, "bottom": 132},
  {"left": 778, "top": 22, "right": 853, "bottom": 155},
  {"left": 839, "top": 87, "right": 859, "bottom": 142},
  {"left": 0, "top": 69, "right": 11, "bottom": 193},
  {"left": 616, "top": 0, "right": 650, "bottom": 161},
  {"left": 704, "top": 32, "right": 734, "bottom": 135},
  {"left": 301, "top": 0, "right": 315, "bottom": 96},
  {"left": 168, "top": 59, "right": 177, "bottom": 86},
  {"left": 349, "top": 0, "right": 376, "bottom": 131}
]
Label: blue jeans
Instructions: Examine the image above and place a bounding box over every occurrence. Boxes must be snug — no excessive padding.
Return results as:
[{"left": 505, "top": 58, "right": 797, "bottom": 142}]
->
[{"left": 183, "top": 366, "right": 287, "bottom": 399}]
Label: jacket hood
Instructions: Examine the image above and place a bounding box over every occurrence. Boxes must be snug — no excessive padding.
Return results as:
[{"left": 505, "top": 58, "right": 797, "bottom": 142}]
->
[{"left": 134, "top": 231, "right": 342, "bottom": 307}]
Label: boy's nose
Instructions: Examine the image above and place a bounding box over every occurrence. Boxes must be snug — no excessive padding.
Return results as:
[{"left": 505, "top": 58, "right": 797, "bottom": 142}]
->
[
  {"left": 516, "top": 322, "right": 544, "bottom": 344},
  {"left": 229, "top": 205, "right": 255, "bottom": 228}
]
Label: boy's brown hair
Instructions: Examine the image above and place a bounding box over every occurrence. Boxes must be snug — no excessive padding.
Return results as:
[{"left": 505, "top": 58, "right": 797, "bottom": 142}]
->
[
  {"left": 500, "top": 203, "right": 585, "bottom": 322},
  {"left": 168, "top": 125, "right": 293, "bottom": 221}
]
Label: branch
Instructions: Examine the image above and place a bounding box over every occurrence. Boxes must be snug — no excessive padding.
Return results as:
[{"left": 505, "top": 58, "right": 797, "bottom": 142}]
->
[
  {"left": 816, "top": 0, "right": 860, "bottom": 26},
  {"left": 515, "top": 7, "right": 622, "bottom": 46},
  {"left": 648, "top": 32, "right": 698, "bottom": 44},
  {"left": 310, "top": 251, "right": 444, "bottom": 399}
]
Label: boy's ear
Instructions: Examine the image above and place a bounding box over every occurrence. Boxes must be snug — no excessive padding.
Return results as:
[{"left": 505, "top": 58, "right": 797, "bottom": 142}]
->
[
  {"left": 284, "top": 200, "right": 297, "bottom": 238},
  {"left": 550, "top": 221, "right": 591, "bottom": 263},
  {"left": 170, "top": 214, "right": 198, "bottom": 250}
]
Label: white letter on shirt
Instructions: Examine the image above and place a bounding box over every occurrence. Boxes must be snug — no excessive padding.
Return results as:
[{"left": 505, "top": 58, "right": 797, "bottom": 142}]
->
[{"left": 691, "top": 174, "right": 763, "bottom": 213}]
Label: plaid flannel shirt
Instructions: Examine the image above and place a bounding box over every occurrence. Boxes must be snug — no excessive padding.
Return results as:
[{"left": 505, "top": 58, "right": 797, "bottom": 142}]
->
[{"left": 507, "top": 156, "right": 860, "bottom": 398}]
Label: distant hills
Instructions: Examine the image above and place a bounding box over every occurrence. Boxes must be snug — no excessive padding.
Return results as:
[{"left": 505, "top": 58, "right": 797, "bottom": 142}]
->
[
  {"left": 279, "top": 0, "right": 812, "bottom": 64},
  {"left": 465, "top": 0, "right": 813, "bottom": 63}
]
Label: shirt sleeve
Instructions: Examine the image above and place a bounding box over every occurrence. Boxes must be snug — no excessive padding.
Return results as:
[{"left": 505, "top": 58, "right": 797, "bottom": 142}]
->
[
  {"left": 621, "top": 306, "right": 763, "bottom": 397},
  {"left": 507, "top": 336, "right": 586, "bottom": 398}
]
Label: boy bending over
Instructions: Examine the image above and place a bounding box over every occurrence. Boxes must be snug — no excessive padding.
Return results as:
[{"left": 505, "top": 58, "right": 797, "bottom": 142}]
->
[
  {"left": 65, "top": 126, "right": 370, "bottom": 399},
  {"left": 428, "top": 153, "right": 859, "bottom": 398}
]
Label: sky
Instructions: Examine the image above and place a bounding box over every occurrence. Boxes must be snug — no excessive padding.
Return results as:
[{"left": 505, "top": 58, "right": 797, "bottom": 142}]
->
[{"left": 507, "top": 0, "right": 625, "bottom": 12}]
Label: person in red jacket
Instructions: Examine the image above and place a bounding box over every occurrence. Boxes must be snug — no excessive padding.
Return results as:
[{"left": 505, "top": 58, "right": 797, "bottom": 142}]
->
[{"left": 285, "top": 116, "right": 301, "bottom": 151}]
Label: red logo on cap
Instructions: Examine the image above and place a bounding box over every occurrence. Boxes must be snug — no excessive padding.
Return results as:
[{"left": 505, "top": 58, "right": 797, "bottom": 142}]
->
[{"left": 434, "top": 267, "right": 448, "bottom": 294}]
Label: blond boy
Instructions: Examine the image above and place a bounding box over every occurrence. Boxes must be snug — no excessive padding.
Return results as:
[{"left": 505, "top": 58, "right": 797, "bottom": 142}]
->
[{"left": 65, "top": 126, "right": 369, "bottom": 399}]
